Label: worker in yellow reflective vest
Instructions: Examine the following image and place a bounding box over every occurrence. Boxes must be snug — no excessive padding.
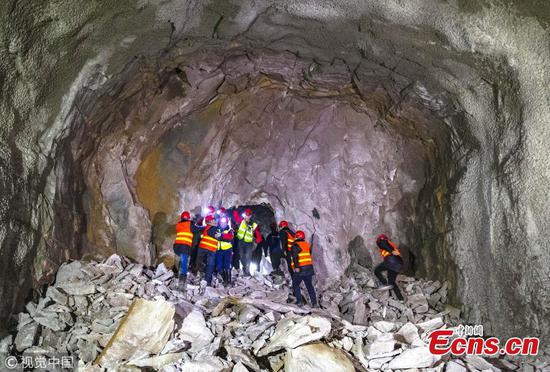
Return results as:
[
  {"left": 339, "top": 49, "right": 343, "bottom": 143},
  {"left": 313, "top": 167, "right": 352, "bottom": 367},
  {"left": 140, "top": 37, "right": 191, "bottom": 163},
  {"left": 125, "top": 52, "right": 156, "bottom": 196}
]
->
[
  {"left": 215, "top": 215, "right": 234, "bottom": 284},
  {"left": 233, "top": 208, "right": 262, "bottom": 276},
  {"left": 290, "top": 230, "right": 318, "bottom": 307}
]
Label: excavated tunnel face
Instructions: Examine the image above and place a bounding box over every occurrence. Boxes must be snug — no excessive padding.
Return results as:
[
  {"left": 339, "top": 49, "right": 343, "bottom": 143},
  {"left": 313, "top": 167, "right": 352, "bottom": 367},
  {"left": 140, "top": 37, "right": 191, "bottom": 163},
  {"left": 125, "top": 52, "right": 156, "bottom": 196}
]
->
[
  {"left": 52, "top": 51, "right": 465, "bottom": 296},
  {"left": 1, "top": 0, "right": 548, "bottom": 350}
]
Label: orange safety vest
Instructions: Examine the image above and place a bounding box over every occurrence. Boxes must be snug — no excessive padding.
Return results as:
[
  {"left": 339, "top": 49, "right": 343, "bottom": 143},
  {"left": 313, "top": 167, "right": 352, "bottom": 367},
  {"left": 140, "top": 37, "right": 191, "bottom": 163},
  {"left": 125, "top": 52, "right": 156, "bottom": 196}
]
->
[
  {"left": 285, "top": 230, "right": 295, "bottom": 252},
  {"left": 379, "top": 240, "right": 401, "bottom": 259},
  {"left": 174, "top": 221, "right": 193, "bottom": 246},
  {"left": 291, "top": 241, "right": 313, "bottom": 269},
  {"left": 199, "top": 226, "right": 219, "bottom": 252}
]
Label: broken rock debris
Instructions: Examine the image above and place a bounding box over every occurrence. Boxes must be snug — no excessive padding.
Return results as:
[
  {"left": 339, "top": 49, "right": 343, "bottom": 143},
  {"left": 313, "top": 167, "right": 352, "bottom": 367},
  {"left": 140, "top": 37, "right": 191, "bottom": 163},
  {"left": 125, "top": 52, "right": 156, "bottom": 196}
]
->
[{"left": 3, "top": 254, "right": 542, "bottom": 370}]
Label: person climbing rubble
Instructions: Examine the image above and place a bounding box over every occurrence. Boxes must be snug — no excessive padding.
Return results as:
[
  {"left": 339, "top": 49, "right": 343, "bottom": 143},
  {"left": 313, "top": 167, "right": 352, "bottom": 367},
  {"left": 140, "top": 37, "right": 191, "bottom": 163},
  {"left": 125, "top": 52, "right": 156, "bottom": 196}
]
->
[
  {"left": 278, "top": 220, "right": 296, "bottom": 275},
  {"left": 215, "top": 213, "right": 235, "bottom": 285},
  {"left": 266, "top": 222, "right": 284, "bottom": 275},
  {"left": 233, "top": 208, "right": 262, "bottom": 276},
  {"left": 290, "top": 230, "right": 318, "bottom": 307},
  {"left": 173, "top": 211, "right": 195, "bottom": 288},
  {"left": 196, "top": 215, "right": 233, "bottom": 286},
  {"left": 374, "top": 234, "right": 404, "bottom": 300}
]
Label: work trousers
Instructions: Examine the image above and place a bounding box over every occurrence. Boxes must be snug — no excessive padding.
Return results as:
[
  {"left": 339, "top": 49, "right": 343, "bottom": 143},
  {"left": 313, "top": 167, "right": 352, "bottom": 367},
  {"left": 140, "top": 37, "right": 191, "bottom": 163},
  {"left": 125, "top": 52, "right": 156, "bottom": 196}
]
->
[
  {"left": 374, "top": 258, "right": 404, "bottom": 300},
  {"left": 178, "top": 253, "right": 189, "bottom": 276},
  {"left": 292, "top": 270, "right": 317, "bottom": 306},
  {"left": 216, "top": 248, "right": 233, "bottom": 272},
  {"left": 196, "top": 248, "right": 216, "bottom": 285},
  {"left": 238, "top": 240, "right": 254, "bottom": 275},
  {"left": 284, "top": 251, "right": 293, "bottom": 275},
  {"left": 270, "top": 249, "right": 283, "bottom": 273},
  {"left": 173, "top": 244, "right": 191, "bottom": 276}
]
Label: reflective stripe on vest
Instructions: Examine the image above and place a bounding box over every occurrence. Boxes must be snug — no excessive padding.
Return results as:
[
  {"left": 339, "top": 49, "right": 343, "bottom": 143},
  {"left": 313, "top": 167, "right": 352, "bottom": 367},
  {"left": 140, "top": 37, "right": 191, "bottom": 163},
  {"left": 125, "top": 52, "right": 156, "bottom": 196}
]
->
[
  {"left": 291, "top": 240, "right": 313, "bottom": 269},
  {"left": 285, "top": 230, "right": 295, "bottom": 251},
  {"left": 380, "top": 240, "right": 401, "bottom": 259},
  {"left": 219, "top": 229, "right": 233, "bottom": 250},
  {"left": 237, "top": 220, "right": 257, "bottom": 243},
  {"left": 199, "top": 226, "right": 219, "bottom": 252},
  {"left": 174, "top": 221, "right": 193, "bottom": 246}
]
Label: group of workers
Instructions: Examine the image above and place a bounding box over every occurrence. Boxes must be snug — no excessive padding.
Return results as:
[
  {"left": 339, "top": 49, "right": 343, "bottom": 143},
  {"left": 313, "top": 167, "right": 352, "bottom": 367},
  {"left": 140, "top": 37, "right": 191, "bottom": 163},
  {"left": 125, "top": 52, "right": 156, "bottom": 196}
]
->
[{"left": 173, "top": 205, "right": 405, "bottom": 306}]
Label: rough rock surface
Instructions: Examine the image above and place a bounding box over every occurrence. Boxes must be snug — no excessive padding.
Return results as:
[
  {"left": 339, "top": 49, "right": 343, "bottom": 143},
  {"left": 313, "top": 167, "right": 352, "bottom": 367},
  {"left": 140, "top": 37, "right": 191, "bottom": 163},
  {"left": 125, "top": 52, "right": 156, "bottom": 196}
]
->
[
  {"left": 2, "top": 255, "right": 547, "bottom": 370},
  {"left": 0, "top": 0, "right": 548, "bottom": 350}
]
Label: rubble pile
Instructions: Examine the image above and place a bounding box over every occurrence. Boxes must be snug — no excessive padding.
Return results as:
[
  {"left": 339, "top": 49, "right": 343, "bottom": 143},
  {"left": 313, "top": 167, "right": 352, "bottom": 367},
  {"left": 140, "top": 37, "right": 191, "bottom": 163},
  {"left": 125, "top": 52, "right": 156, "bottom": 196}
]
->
[{"left": 1, "top": 255, "right": 547, "bottom": 371}]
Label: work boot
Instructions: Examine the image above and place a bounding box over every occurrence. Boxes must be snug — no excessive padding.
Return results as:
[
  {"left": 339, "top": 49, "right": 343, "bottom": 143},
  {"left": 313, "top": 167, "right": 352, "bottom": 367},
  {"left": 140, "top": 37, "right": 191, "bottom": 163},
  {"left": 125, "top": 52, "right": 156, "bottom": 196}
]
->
[
  {"left": 227, "top": 270, "right": 233, "bottom": 285},
  {"left": 177, "top": 274, "right": 187, "bottom": 291}
]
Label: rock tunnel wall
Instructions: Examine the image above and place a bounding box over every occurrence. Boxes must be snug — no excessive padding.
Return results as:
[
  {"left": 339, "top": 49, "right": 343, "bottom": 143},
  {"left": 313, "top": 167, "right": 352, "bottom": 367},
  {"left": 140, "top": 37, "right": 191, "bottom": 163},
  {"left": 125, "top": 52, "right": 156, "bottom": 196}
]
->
[{"left": 0, "top": 0, "right": 548, "bottom": 348}]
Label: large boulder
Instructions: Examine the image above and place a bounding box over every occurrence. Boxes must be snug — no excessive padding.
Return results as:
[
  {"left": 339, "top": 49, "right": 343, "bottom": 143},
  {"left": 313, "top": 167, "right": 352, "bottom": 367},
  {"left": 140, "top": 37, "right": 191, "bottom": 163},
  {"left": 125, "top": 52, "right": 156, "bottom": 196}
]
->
[
  {"left": 95, "top": 298, "right": 175, "bottom": 368},
  {"left": 284, "top": 343, "right": 355, "bottom": 372}
]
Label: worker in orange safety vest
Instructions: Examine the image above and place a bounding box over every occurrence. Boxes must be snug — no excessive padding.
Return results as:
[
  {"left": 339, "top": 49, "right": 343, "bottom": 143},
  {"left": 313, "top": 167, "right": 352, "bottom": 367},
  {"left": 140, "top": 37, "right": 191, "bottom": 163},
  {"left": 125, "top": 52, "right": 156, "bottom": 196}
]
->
[
  {"left": 290, "top": 230, "right": 318, "bottom": 307},
  {"left": 374, "top": 234, "right": 404, "bottom": 300}
]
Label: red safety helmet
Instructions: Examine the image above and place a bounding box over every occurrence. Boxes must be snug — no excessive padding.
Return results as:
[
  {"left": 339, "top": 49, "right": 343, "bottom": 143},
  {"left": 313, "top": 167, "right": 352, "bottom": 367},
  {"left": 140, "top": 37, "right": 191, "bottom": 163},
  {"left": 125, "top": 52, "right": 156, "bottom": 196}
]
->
[
  {"left": 278, "top": 220, "right": 289, "bottom": 228},
  {"left": 218, "top": 207, "right": 227, "bottom": 215},
  {"left": 376, "top": 234, "right": 389, "bottom": 243},
  {"left": 295, "top": 230, "right": 305, "bottom": 240},
  {"left": 243, "top": 208, "right": 253, "bottom": 218},
  {"left": 181, "top": 211, "right": 190, "bottom": 220},
  {"left": 205, "top": 215, "right": 216, "bottom": 224},
  {"left": 207, "top": 205, "right": 215, "bottom": 214}
]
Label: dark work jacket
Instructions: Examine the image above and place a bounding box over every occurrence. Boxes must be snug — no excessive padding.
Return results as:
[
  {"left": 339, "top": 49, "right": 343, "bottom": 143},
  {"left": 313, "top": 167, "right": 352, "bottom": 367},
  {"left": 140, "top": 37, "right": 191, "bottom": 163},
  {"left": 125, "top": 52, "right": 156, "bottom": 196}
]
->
[
  {"left": 290, "top": 239, "right": 314, "bottom": 275},
  {"left": 377, "top": 239, "right": 394, "bottom": 253},
  {"left": 195, "top": 224, "right": 233, "bottom": 241},
  {"left": 279, "top": 227, "right": 295, "bottom": 254},
  {"left": 266, "top": 232, "right": 282, "bottom": 254},
  {"left": 377, "top": 240, "right": 403, "bottom": 272}
]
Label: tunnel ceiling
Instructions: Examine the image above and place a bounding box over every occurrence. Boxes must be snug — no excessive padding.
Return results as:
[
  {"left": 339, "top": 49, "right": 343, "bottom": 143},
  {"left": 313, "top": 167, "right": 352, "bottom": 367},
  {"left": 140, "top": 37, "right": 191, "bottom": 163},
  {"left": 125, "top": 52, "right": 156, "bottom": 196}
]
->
[{"left": 0, "top": 0, "right": 549, "bottom": 348}]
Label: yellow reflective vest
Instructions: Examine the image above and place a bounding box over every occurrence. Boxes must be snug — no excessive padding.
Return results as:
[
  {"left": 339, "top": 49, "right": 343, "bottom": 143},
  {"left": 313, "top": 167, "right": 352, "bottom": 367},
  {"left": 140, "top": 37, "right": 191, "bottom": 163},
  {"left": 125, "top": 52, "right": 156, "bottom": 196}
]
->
[
  {"left": 219, "top": 228, "right": 233, "bottom": 250},
  {"left": 236, "top": 220, "right": 257, "bottom": 243}
]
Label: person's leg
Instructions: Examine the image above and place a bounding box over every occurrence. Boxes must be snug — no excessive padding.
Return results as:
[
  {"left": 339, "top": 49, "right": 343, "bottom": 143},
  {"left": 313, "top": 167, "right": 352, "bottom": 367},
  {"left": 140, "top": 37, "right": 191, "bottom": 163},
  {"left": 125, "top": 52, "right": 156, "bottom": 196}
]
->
[
  {"left": 205, "top": 251, "right": 216, "bottom": 285},
  {"left": 190, "top": 237, "right": 200, "bottom": 273},
  {"left": 374, "top": 262, "right": 388, "bottom": 285},
  {"left": 238, "top": 241, "right": 248, "bottom": 274},
  {"left": 179, "top": 252, "right": 189, "bottom": 276},
  {"left": 291, "top": 274, "right": 304, "bottom": 305},
  {"left": 271, "top": 250, "right": 282, "bottom": 274},
  {"left": 284, "top": 252, "right": 293, "bottom": 275},
  {"left": 242, "top": 242, "right": 253, "bottom": 275},
  {"left": 232, "top": 237, "right": 240, "bottom": 270},
  {"left": 302, "top": 274, "right": 317, "bottom": 306},
  {"left": 222, "top": 249, "right": 232, "bottom": 283},
  {"left": 196, "top": 249, "right": 208, "bottom": 280},
  {"left": 215, "top": 250, "right": 223, "bottom": 273},
  {"left": 387, "top": 270, "right": 404, "bottom": 300},
  {"left": 252, "top": 244, "right": 262, "bottom": 269}
]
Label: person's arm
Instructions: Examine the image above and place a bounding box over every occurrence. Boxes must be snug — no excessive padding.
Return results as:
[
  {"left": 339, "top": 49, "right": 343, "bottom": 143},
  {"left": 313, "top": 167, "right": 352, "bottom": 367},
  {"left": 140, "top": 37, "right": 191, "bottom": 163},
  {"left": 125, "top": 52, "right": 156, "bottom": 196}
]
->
[
  {"left": 254, "top": 226, "right": 263, "bottom": 243},
  {"left": 221, "top": 230, "right": 234, "bottom": 241},
  {"left": 192, "top": 223, "right": 205, "bottom": 233},
  {"left": 233, "top": 210, "right": 243, "bottom": 225},
  {"left": 205, "top": 226, "right": 220, "bottom": 239},
  {"left": 279, "top": 231, "right": 288, "bottom": 253},
  {"left": 378, "top": 240, "right": 394, "bottom": 253},
  {"left": 291, "top": 243, "right": 301, "bottom": 271}
]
